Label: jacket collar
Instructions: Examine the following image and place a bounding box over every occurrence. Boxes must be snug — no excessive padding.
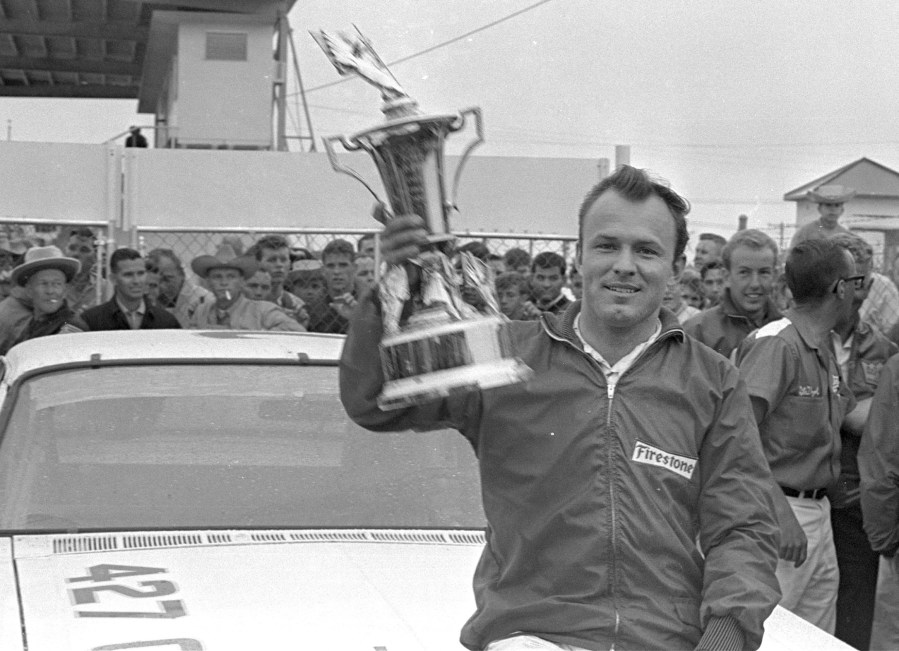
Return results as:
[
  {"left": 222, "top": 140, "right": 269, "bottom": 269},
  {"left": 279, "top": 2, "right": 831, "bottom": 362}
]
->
[
  {"left": 782, "top": 310, "right": 825, "bottom": 352},
  {"left": 543, "top": 299, "right": 685, "bottom": 348},
  {"left": 720, "top": 288, "right": 781, "bottom": 326}
]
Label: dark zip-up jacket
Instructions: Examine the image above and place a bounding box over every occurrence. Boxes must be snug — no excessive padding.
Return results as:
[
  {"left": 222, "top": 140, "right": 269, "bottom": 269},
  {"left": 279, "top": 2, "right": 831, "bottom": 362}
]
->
[
  {"left": 860, "top": 354, "right": 899, "bottom": 555},
  {"left": 683, "top": 289, "right": 781, "bottom": 361},
  {"left": 340, "top": 297, "right": 780, "bottom": 651}
]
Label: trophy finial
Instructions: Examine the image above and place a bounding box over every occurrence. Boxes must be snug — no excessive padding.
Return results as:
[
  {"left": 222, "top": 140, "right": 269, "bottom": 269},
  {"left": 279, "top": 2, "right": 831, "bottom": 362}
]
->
[{"left": 311, "top": 28, "right": 410, "bottom": 105}]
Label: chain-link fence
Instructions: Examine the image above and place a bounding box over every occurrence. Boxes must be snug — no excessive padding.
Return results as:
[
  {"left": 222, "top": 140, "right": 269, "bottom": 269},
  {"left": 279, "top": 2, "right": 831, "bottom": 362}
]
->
[
  {"left": 133, "top": 227, "right": 579, "bottom": 274},
  {"left": 0, "top": 218, "right": 114, "bottom": 305}
]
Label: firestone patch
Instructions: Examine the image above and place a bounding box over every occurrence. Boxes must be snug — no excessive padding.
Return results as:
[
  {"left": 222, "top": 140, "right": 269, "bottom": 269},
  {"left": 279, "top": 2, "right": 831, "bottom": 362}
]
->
[{"left": 632, "top": 440, "right": 697, "bottom": 480}]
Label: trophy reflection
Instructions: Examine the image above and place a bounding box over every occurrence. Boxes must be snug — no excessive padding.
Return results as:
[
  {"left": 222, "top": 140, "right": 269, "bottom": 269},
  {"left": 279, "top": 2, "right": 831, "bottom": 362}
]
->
[{"left": 313, "top": 28, "right": 533, "bottom": 410}]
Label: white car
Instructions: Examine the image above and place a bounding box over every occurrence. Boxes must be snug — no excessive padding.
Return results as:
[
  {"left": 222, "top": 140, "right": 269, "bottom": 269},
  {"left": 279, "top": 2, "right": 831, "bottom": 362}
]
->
[
  {"left": 0, "top": 330, "right": 485, "bottom": 651},
  {"left": 0, "top": 330, "right": 851, "bottom": 650}
]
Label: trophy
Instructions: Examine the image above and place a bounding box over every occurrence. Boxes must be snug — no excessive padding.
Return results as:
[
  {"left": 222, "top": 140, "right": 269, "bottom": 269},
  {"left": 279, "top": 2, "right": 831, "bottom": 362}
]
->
[{"left": 313, "top": 28, "right": 533, "bottom": 410}]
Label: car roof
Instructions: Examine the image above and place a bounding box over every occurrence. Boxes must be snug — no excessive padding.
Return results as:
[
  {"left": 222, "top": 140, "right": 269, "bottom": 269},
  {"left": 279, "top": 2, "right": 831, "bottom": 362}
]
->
[{"left": 2, "top": 330, "right": 345, "bottom": 382}]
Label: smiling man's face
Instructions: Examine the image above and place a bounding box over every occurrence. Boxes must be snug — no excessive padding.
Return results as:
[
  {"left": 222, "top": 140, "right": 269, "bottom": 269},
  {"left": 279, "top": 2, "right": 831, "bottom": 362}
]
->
[
  {"left": 725, "top": 245, "right": 776, "bottom": 319},
  {"left": 578, "top": 190, "right": 680, "bottom": 340}
]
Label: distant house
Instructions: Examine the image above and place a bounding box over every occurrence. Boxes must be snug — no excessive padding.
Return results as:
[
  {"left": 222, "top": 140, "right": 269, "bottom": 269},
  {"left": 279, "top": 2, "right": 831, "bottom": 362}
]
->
[{"left": 784, "top": 157, "right": 899, "bottom": 268}]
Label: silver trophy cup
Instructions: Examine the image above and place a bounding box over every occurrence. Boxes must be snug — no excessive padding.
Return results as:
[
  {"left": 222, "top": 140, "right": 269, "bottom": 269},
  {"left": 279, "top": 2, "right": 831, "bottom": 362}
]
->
[{"left": 314, "top": 29, "right": 532, "bottom": 410}]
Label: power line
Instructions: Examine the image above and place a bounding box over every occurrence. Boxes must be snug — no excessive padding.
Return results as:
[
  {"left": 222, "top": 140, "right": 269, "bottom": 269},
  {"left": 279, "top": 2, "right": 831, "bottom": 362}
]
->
[{"left": 297, "top": 0, "right": 558, "bottom": 96}]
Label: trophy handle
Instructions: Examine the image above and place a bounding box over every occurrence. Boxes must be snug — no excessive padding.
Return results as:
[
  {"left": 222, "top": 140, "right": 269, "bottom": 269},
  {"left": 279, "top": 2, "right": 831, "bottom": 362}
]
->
[
  {"left": 449, "top": 107, "right": 485, "bottom": 212},
  {"left": 322, "top": 134, "right": 385, "bottom": 205}
]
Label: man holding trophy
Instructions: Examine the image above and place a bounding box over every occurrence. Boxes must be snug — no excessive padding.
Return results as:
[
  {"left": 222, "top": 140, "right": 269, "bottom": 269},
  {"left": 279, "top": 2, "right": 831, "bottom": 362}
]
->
[{"left": 324, "top": 30, "right": 780, "bottom": 651}]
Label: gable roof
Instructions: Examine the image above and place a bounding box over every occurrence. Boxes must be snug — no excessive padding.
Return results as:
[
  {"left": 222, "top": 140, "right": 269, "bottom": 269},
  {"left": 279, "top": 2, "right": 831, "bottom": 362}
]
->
[{"left": 783, "top": 157, "right": 899, "bottom": 201}]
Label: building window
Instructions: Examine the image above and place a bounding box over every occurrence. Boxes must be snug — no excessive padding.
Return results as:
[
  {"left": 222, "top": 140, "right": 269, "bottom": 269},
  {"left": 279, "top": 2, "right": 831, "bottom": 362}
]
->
[{"left": 205, "top": 32, "right": 248, "bottom": 61}]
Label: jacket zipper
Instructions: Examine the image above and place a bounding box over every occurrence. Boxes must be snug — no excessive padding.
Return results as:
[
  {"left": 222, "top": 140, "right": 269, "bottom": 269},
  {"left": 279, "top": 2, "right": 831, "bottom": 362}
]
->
[
  {"left": 607, "top": 380, "right": 620, "bottom": 650},
  {"left": 542, "top": 318, "right": 682, "bottom": 651}
]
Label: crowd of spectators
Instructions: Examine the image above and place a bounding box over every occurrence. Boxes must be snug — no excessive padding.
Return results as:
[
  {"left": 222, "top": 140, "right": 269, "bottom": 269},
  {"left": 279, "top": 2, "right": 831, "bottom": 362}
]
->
[
  {"left": 5, "top": 216, "right": 899, "bottom": 354},
  {"left": 0, "top": 227, "right": 591, "bottom": 352}
]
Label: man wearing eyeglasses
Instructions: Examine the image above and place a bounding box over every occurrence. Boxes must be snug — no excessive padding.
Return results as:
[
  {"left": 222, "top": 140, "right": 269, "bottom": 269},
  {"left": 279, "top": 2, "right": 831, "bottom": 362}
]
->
[
  {"left": 826, "top": 233, "right": 898, "bottom": 650},
  {"left": 735, "top": 238, "right": 857, "bottom": 634}
]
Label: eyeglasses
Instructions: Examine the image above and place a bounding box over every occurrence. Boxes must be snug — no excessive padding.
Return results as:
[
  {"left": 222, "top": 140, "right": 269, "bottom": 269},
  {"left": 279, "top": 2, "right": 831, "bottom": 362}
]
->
[{"left": 832, "top": 274, "right": 867, "bottom": 293}]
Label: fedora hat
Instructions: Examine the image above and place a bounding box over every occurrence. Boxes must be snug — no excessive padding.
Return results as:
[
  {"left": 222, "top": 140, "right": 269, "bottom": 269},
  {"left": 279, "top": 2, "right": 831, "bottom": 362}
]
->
[
  {"left": 190, "top": 245, "right": 258, "bottom": 279},
  {"left": 10, "top": 245, "right": 81, "bottom": 286},
  {"left": 807, "top": 184, "right": 856, "bottom": 204}
]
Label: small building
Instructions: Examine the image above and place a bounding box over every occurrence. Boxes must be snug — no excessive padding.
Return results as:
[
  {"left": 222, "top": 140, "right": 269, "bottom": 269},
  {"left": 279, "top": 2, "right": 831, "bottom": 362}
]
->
[
  {"left": 139, "top": 5, "right": 291, "bottom": 150},
  {"left": 784, "top": 157, "right": 899, "bottom": 268}
]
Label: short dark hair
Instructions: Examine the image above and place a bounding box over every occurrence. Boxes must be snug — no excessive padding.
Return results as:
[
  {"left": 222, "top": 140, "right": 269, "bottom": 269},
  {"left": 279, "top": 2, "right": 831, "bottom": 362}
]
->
[
  {"left": 699, "top": 232, "right": 727, "bottom": 247},
  {"left": 828, "top": 232, "right": 873, "bottom": 271},
  {"left": 68, "top": 227, "right": 95, "bottom": 241},
  {"left": 722, "top": 229, "right": 779, "bottom": 270},
  {"left": 699, "top": 259, "right": 725, "bottom": 279},
  {"left": 357, "top": 233, "right": 376, "bottom": 252},
  {"left": 578, "top": 165, "right": 690, "bottom": 264},
  {"left": 503, "top": 247, "right": 531, "bottom": 269},
  {"left": 254, "top": 234, "right": 290, "bottom": 260},
  {"left": 322, "top": 238, "right": 355, "bottom": 262},
  {"left": 147, "top": 247, "right": 183, "bottom": 273},
  {"left": 532, "top": 251, "right": 566, "bottom": 276},
  {"left": 458, "top": 241, "right": 491, "bottom": 261},
  {"left": 786, "top": 238, "right": 850, "bottom": 304},
  {"left": 495, "top": 272, "right": 530, "bottom": 295},
  {"left": 110, "top": 247, "right": 143, "bottom": 274},
  {"left": 679, "top": 269, "right": 703, "bottom": 296}
]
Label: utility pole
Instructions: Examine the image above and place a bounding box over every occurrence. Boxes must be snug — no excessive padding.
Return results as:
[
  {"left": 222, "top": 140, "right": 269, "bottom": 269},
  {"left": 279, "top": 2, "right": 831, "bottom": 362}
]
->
[
  {"left": 769, "top": 222, "right": 786, "bottom": 249},
  {"left": 738, "top": 214, "right": 748, "bottom": 231},
  {"left": 597, "top": 158, "right": 610, "bottom": 180},
  {"left": 6, "top": 120, "right": 10, "bottom": 141},
  {"left": 615, "top": 145, "right": 630, "bottom": 169}
]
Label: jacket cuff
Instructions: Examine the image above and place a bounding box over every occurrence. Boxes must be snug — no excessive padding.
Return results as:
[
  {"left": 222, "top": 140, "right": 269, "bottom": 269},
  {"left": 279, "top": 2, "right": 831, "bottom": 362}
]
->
[{"left": 695, "top": 615, "right": 746, "bottom": 651}]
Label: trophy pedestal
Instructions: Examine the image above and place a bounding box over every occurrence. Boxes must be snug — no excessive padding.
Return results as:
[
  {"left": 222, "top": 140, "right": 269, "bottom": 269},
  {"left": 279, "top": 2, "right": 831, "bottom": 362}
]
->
[{"left": 378, "top": 312, "right": 532, "bottom": 411}]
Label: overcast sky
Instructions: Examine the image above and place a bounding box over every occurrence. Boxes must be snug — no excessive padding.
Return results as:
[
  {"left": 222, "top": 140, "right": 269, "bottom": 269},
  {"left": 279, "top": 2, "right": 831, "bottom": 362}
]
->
[{"left": 2, "top": 0, "right": 898, "bottom": 241}]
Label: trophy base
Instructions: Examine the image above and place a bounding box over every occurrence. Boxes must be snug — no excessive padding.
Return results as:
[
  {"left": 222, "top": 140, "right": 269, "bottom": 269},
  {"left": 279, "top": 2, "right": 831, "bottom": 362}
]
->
[{"left": 377, "top": 315, "right": 532, "bottom": 411}]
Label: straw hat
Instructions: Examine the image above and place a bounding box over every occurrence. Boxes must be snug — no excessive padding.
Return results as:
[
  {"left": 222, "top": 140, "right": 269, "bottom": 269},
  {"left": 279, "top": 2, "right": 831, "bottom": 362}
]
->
[
  {"left": 10, "top": 246, "right": 81, "bottom": 286},
  {"left": 190, "top": 245, "right": 257, "bottom": 279},
  {"left": 807, "top": 184, "right": 856, "bottom": 204}
]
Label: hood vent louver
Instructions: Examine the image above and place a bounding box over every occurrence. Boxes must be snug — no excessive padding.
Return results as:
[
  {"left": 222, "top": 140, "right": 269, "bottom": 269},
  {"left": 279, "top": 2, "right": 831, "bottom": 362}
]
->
[
  {"left": 17, "top": 529, "right": 486, "bottom": 558},
  {"left": 288, "top": 531, "right": 368, "bottom": 543},
  {"left": 448, "top": 531, "right": 486, "bottom": 545},
  {"left": 370, "top": 531, "right": 449, "bottom": 544},
  {"left": 52, "top": 535, "right": 119, "bottom": 554},
  {"left": 122, "top": 533, "right": 205, "bottom": 549}
]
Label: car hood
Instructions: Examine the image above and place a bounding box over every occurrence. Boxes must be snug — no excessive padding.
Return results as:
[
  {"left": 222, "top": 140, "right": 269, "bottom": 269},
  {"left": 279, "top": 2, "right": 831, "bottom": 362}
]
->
[
  {"left": 1, "top": 529, "right": 485, "bottom": 651},
  {"left": 0, "top": 529, "right": 854, "bottom": 651}
]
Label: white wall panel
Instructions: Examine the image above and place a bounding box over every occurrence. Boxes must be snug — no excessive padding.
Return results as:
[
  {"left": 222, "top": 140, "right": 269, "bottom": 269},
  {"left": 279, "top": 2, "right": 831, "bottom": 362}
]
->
[{"left": 0, "top": 142, "right": 114, "bottom": 223}]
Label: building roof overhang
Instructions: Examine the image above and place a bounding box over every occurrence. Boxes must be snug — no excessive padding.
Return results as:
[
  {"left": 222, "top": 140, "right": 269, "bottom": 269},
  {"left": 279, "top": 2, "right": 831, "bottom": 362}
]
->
[{"left": 0, "top": 0, "right": 294, "bottom": 100}]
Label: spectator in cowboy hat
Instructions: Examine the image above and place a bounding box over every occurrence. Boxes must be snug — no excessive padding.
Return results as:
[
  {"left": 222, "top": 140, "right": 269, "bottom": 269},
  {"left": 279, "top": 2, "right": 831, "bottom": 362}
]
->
[
  {"left": 789, "top": 185, "right": 856, "bottom": 249},
  {"left": 8, "top": 246, "right": 82, "bottom": 349},
  {"left": 187, "top": 246, "right": 303, "bottom": 332}
]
